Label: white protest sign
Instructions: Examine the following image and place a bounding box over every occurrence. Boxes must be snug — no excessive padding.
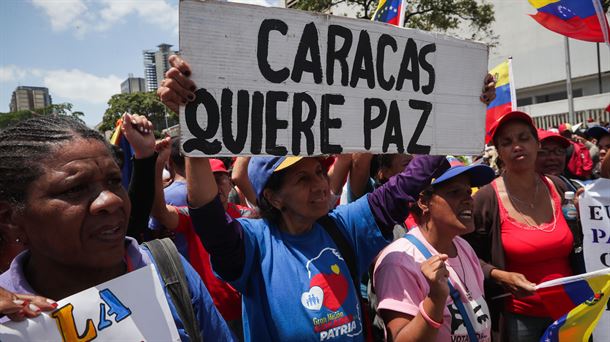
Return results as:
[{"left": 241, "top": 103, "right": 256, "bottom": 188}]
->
[
  {"left": 179, "top": 0, "right": 488, "bottom": 157},
  {"left": 578, "top": 178, "right": 610, "bottom": 341},
  {"left": 0, "top": 265, "right": 180, "bottom": 342}
]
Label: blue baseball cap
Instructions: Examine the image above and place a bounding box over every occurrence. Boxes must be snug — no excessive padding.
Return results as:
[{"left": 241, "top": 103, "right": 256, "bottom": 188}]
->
[
  {"left": 586, "top": 126, "right": 610, "bottom": 141},
  {"left": 248, "top": 156, "right": 303, "bottom": 200},
  {"left": 431, "top": 162, "right": 495, "bottom": 188}
]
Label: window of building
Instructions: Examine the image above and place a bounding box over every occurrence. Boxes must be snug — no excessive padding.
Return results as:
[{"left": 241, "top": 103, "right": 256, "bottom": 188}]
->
[{"left": 517, "top": 97, "right": 533, "bottom": 106}]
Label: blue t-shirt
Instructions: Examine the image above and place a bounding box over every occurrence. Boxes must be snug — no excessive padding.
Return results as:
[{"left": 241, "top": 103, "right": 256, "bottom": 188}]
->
[
  {"left": 228, "top": 196, "right": 388, "bottom": 341},
  {"left": 148, "top": 180, "right": 189, "bottom": 258}
]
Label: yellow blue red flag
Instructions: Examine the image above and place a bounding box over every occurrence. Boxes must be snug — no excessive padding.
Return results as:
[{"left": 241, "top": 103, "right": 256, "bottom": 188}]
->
[
  {"left": 537, "top": 268, "right": 610, "bottom": 341},
  {"left": 485, "top": 58, "right": 516, "bottom": 144},
  {"left": 528, "top": 0, "right": 610, "bottom": 44},
  {"left": 109, "top": 117, "right": 133, "bottom": 188},
  {"left": 372, "top": 0, "right": 405, "bottom": 27}
]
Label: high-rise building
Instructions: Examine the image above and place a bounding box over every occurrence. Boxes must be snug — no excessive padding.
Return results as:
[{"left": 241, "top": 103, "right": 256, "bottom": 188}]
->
[
  {"left": 143, "top": 43, "right": 178, "bottom": 92},
  {"left": 121, "top": 74, "right": 147, "bottom": 94},
  {"left": 9, "top": 86, "right": 52, "bottom": 112}
]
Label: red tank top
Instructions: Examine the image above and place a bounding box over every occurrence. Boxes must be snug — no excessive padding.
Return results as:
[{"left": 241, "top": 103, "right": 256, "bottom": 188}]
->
[{"left": 494, "top": 176, "right": 574, "bottom": 317}]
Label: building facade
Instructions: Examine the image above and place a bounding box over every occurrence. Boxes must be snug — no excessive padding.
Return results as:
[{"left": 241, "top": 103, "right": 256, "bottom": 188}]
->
[
  {"left": 121, "top": 74, "right": 147, "bottom": 94},
  {"left": 9, "top": 86, "right": 52, "bottom": 112},
  {"left": 142, "top": 43, "right": 178, "bottom": 92}
]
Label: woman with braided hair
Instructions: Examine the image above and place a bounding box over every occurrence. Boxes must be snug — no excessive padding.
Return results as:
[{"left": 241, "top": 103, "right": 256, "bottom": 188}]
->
[{"left": 0, "top": 115, "right": 234, "bottom": 340}]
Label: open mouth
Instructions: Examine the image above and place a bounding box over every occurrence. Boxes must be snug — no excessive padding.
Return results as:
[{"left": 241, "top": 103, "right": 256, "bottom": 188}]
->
[
  {"left": 458, "top": 210, "right": 473, "bottom": 219},
  {"left": 94, "top": 225, "right": 124, "bottom": 242}
]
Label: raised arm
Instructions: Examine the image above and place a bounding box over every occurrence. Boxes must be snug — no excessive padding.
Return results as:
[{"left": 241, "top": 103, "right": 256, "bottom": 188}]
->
[
  {"left": 231, "top": 157, "right": 257, "bottom": 206},
  {"left": 327, "top": 154, "right": 352, "bottom": 197},
  {"left": 122, "top": 113, "right": 157, "bottom": 242},
  {"left": 349, "top": 153, "right": 374, "bottom": 200},
  {"left": 150, "top": 137, "right": 180, "bottom": 230}
]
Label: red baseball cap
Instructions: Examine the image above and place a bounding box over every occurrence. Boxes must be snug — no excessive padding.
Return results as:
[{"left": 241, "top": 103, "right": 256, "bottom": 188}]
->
[
  {"left": 209, "top": 158, "right": 229, "bottom": 173},
  {"left": 537, "top": 129, "right": 570, "bottom": 148},
  {"left": 488, "top": 110, "right": 536, "bottom": 142}
]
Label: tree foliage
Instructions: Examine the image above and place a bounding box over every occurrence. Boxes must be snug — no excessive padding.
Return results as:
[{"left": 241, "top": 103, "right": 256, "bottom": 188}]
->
[
  {"left": 99, "top": 91, "right": 177, "bottom": 134},
  {"left": 0, "top": 102, "right": 84, "bottom": 130},
  {"left": 294, "top": 0, "right": 496, "bottom": 44}
]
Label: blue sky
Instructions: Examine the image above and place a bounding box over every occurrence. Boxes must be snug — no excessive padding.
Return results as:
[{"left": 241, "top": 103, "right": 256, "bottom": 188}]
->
[{"left": 0, "top": 0, "right": 281, "bottom": 127}]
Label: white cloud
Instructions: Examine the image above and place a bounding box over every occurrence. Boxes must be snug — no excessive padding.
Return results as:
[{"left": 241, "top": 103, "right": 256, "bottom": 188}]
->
[
  {"left": 228, "top": 0, "right": 283, "bottom": 7},
  {"left": 31, "top": 0, "right": 179, "bottom": 37},
  {"left": 43, "top": 69, "right": 122, "bottom": 104},
  {"left": 0, "top": 65, "right": 28, "bottom": 82}
]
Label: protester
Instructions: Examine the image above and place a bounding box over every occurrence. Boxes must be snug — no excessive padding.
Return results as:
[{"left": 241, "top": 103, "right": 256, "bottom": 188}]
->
[
  {"left": 587, "top": 125, "right": 610, "bottom": 170},
  {"left": 148, "top": 137, "right": 190, "bottom": 256},
  {"left": 0, "top": 115, "right": 233, "bottom": 340},
  {"left": 150, "top": 142, "right": 245, "bottom": 335},
  {"left": 535, "top": 129, "right": 570, "bottom": 177},
  {"left": 373, "top": 162, "right": 495, "bottom": 341},
  {"left": 558, "top": 123, "right": 594, "bottom": 180},
  {"left": 466, "top": 111, "right": 585, "bottom": 341}
]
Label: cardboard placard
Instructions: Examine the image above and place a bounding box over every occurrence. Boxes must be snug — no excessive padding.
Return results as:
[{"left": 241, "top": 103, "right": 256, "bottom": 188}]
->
[
  {"left": 179, "top": 0, "right": 488, "bottom": 156},
  {"left": 0, "top": 265, "right": 180, "bottom": 341}
]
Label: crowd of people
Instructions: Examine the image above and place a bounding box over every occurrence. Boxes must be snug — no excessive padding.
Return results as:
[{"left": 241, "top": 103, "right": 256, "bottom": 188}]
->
[{"left": 0, "top": 53, "right": 609, "bottom": 342}]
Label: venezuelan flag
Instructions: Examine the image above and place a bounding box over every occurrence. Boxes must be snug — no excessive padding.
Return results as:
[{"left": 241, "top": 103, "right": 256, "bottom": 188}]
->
[
  {"left": 372, "top": 0, "right": 404, "bottom": 26},
  {"left": 528, "top": 0, "right": 610, "bottom": 43},
  {"left": 537, "top": 269, "right": 610, "bottom": 341},
  {"left": 485, "top": 59, "right": 516, "bottom": 143},
  {"left": 109, "top": 117, "right": 134, "bottom": 189}
]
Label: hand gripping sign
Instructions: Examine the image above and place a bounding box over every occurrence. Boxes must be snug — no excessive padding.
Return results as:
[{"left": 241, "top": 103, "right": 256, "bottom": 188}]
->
[
  {"left": 0, "top": 265, "right": 180, "bottom": 342},
  {"left": 178, "top": 0, "right": 489, "bottom": 157}
]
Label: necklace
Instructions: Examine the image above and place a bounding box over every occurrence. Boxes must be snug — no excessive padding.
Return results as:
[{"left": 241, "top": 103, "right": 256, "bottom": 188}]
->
[
  {"left": 504, "top": 174, "right": 539, "bottom": 209},
  {"left": 504, "top": 177, "right": 558, "bottom": 232},
  {"left": 453, "top": 243, "right": 473, "bottom": 301}
]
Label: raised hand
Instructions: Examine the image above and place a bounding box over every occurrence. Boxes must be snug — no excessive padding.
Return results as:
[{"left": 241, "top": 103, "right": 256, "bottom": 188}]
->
[
  {"left": 480, "top": 73, "right": 496, "bottom": 105},
  {"left": 155, "top": 135, "right": 172, "bottom": 168},
  {"left": 121, "top": 113, "right": 155, "bottom": 159},
  {"left": 421, "top": 254, "right": 450, "bottom": 303},
  {"left": 157, "top": 55, "right": 197, "bottom": 113}
]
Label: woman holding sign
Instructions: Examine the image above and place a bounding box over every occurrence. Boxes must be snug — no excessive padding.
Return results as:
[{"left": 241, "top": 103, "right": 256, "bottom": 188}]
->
[
  {"left": 158, "top": 55, "right": 495, "bottom": 341},
  {"left": 466, "top": 111, "right": 585, "bottom": 341},
  {"left": 373, "top": 161, "right": 495, "bottom": 342},
  {"left": 0, "top": 115, "right": 233, "bottom": 341}
]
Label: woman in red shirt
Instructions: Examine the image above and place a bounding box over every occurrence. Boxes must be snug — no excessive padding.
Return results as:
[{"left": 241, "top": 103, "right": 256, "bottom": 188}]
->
[{"left": 466, "top": 111, "right": 585, "bottom": 342}]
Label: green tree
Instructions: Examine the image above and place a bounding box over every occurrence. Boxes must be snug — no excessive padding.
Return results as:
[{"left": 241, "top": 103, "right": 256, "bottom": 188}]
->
[
  {"left": 294, "top": 0, "right": 496, "bottom": 43},
  {"left": 99, "top": 91, "right": 177, "bottom": 134},
  {"left": 0, "top": 102, "right": 84, "bottom": 130}
]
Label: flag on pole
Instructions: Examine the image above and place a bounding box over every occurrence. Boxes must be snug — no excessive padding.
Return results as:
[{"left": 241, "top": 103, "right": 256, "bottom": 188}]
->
[
  {"left": 372, "top": 0, "right": 405, "bottom": 27},
  {"left": 485, "top": 58, "right": 516, "bottom": 144},
  {"left": 109, "top": 118, "right": 134, "bottom": 189},
  {"left": 527, "top": 0, "right": 610, "bottom": 44},
  {"left": 537, "top": 268, "right": 610, "bottom": 342}
]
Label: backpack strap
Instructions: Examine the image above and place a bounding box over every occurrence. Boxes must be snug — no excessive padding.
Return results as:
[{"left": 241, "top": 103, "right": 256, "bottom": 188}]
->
[
  {"left": 143, "top": 238, "right": 203, "bottom": 342},
  {"left": 403, "top": 234, "right": 479, "bottom": 342},
  {"left": 317, "top": 215, "right": 372, "bottom": 341}
]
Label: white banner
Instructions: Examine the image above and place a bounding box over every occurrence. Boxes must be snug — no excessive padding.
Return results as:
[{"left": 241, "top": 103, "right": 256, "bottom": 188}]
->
[
  {"left": 179, "top": 0, "right": 488, "bottom": 157},
  {"left": 579, "top": 178, "right": 610, "bottom": 341},
  {"left": 0, "top": 265, "right": 180, "bottom": 341}
]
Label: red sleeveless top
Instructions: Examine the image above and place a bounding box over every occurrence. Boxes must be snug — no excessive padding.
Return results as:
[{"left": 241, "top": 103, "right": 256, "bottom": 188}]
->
[{"left": 494, "top": 176, "right": 573, "bottom": 317}]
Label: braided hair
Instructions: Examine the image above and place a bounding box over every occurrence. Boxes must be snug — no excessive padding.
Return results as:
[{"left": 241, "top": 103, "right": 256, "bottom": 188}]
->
[{"left": 0, "top": 115, "right": 109, "bottom": 209}]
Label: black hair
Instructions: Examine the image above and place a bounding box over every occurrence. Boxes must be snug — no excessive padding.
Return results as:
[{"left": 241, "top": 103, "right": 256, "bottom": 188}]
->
[
  {"left": 257, "top": 167, "right": 289, "bottom": 223},
  {"left": 0, "top": 115, "right": 109, "bottom": 208},
  {"left": 170, "top": 137, "right": 185, "bottom": 174},
  {"left": 492, "top": 118, "right": 538, "bottom": 149}
]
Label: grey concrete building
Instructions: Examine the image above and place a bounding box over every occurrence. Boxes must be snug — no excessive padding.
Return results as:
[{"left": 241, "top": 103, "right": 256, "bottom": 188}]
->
[
  {"left": 143, "top": 43, "right": 178, "bottom": 92},
  {"left": 9, "top": 86, "right": 52, "bottom": 112},
  {"left": 121, "top": 74, "right": 147, "bottom": 94}
]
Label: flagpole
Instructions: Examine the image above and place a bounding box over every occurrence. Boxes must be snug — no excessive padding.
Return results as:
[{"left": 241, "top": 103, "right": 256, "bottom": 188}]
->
[
  {"left": 398, "top": 0, "right": 406, "bottom": 27},
  {"left": 508, "top": 57, "right": 517, "bottom": 110},
  {"left": 564, "top": 37, "right": 576, "bottom": 125}
]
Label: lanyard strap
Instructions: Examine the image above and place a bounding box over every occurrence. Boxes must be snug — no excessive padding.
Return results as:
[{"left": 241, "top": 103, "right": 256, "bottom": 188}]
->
[{"left": 403, "top": 234, "right": 479, "bottom": 342}]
